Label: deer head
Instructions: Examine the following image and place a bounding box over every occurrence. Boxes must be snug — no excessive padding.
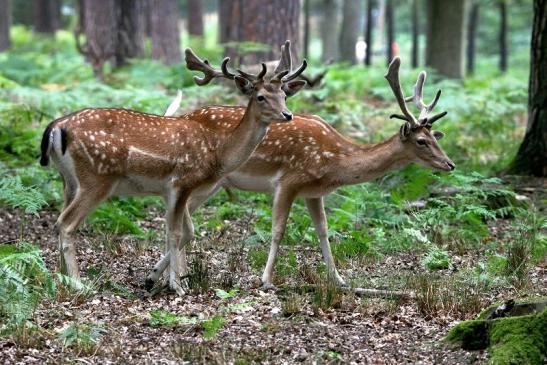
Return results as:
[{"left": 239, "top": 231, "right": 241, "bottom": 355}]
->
[
  {"left": 385, "top": 57, "right": 455, "bottom": 171},
  {"left": 185, "top": 48, "right": 307, "bottom": 123}
]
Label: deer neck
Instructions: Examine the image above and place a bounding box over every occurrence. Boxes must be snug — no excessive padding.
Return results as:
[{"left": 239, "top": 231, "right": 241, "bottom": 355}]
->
[
  {"left": 217, "top": 98, "right": 269, "bottom": 173},
  {"left": 338, "top": 134, "right": 412, "bottom": 185}
]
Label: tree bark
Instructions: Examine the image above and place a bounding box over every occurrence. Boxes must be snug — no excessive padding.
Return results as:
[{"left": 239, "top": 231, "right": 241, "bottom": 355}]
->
[
  {"left": 385, "top": 0, "right": 394, "bottom": 65},
  {"left": 365, "top": 0, "right": 374, "bottom": 66},
  {"left": 218, "top": 0, "right": 300, "bottom": 64},
  {"left": 466, "top": 0, "right": 479, "bottom": 75},
  {"left": 150, "top": 0, "right": 182, "bottom": 65},
  {"left": 411, "top": 0, "right": 419, "bottom": 68},
  {"left": 499, "top": 0, "right": 508, "bottom": 72},
  {"left": 339, "top": 0, "right": 362, "bottom": 63},
  {"left": 426, "top": 0, "right": 468, "bottom": 79},
  {"left": 34, "top": 0, "right": 60, "bottom": 33},
  {"left": 303, "top": 0, "right": 310, "bottom": 59},
  {"left": 116, "top": 0, "right": 146, "bottom": 66},
  {"left": 187, "top": 0, "right": 204, "bottom": 36},
  {"left": 509, "top": 0, "right": 547, "bottom": 177},
  {"left": 79, "top": 0, "right": 119, "bottom": 79},
  {"left": 321, "top": 0, "right": 339, "bottom": 62},
  {"left": 0, "top": 0, "right": 10, "bottom": 51}
]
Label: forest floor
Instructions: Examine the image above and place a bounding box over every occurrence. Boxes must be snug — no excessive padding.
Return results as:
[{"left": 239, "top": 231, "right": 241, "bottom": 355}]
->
[{"left": 0, "top": 197, "right": 545, "bottom": 364}]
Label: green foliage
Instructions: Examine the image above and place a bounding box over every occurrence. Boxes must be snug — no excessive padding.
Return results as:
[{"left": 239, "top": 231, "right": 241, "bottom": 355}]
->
[
  {"left": 0, "top": 175, "right": 47, "bottom": 216},
  {"left": 422, "top": 245, "right": 452, "bottom": 271},
  {"left": 0, "top": 243, "right": 55, "bottom": 331},
  {"left": 149, "top": 310, "right": 198, "bottom": 328},
  {"left": 202, "top": 315, "right": 226, "bottom": 340},
  {"left": 214, "top": 288, "right": 239, "bottom": 300},
  {"left": 58, "top": 321, "right": 106, "bottom": 354}
]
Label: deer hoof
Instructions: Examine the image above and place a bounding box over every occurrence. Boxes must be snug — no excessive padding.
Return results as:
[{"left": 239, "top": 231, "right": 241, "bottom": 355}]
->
[
  {"left": 144, "top": 278, "right": 155, "bottom": 291},
  {"left": 260, "top": 283, "right": 277, "bottom": 292}
]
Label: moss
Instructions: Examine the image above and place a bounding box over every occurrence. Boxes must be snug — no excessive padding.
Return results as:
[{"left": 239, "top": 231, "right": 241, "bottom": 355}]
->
[
  {"left": 489, "top": 310, "right": 547, "bottom": 365},
  {"left": 446, "top": 319, "right": 490, "bottom": 350},
  {"left": 446, "top": 308, "right": 547, "bottom": 365}
]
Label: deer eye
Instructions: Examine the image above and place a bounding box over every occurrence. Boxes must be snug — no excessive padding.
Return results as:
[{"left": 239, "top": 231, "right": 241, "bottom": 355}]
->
[
  {"left": 257, "top": 95, "right": 265, "bottom": 102},
  {"left": 417, "top": 139, "right": 427, "bottom": 146}
]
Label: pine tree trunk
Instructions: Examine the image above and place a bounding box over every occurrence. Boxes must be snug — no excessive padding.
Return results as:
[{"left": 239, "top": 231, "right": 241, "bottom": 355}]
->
[
  {"left": 187, "top": 0, "right": 204, "bottom": 36},
  {"left": 499, "top": 0, "right": 508, "bottom": 72},
  {"left": 466, "top": 1, "right": 480, "bottom": 75},
  {"left": 365, "top": 0, "right": 374, "bottom": 66},
  {"left": 339, "top": 0, "right": 361, "bottom": 63},
  {"left": 321, "top": 0, "right": 339, "bottom": 62},
  {"left": 426, "top": 0, "right": 468, "bottom": 79},
  {"left": 80, "top": 0, "right": 119, "bottom": 79},
  {"left": 509, "top": 0, "right": 547, "bottom": 177},
  {"left": 150, "top": 0, "right": 182, "bottom": 65},
  {"left": 218, "top": 0, "right": 300, "bottom": 64},
  {"left": 385, "top": 0, "right": 394, "bottom": 65},
  {"left": 116, "top": 0, "right": 146, "bottom": 66},
  {"left": 34, "top": 0, "right": 60, "bottom": 33},
  {"left": 411, "top": 0, "right": 419, "bottom": 68},
  {"left": 303, "top": 0, "right": 310, "bottom": 59},
  {"left": 0, "top": 0, "right": 10, "bottom": 51}
]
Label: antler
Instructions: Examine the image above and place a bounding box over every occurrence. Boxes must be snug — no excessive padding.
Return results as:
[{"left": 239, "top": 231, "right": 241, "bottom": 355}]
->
[
  {"left": 271, "top": 40, "right": 308, "bottom": 82},
  {"left": 385, "top": 57, "right": 447, "bottom": 128},
  {"left": 184, "top": 48, "right": 235, "bottom": 86},
  {"left": 404, "top": 71, "right": 447, "bottom": 125},
  {"left": 273, "top": 40, "right": 292, "bottom": 74},
  {"left": 384, "top": 57, "right": 419, "bottom": 127},
  {"left": 236, "top": 63, "right": 267, "bottom": 81}
]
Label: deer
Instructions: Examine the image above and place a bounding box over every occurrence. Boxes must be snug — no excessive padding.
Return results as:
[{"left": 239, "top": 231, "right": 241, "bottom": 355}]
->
[
  {"left": 146, "top": 56, "right": 455, "bottom": 291},
  {"left": 39, "top": 48, "right": 308, "bottom": 295}
]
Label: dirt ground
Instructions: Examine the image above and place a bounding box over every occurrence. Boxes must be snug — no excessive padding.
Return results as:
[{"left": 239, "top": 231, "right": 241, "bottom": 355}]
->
[{"left": 0, "top": 203, "right": 545, "bottom": 364}]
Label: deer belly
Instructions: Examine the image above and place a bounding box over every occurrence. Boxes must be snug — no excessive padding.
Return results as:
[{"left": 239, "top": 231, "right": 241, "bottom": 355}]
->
[
  {"left": 113, "top": 175, "right": 170, "bottom": 196},
  {"left": 225, "top": 171, "right": 276, "bottom": 193}
]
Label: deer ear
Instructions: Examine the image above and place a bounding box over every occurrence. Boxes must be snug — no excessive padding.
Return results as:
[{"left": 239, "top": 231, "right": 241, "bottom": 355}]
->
[
  {"left": 234, "top": 76, "right": 254, "bottom": 95},
  {"left": 432, "top": 130, "right": 445, "bottom": 140},
  {"left": 399, "top": 122, "right": 411, "bottom": 140},
  {"left": 282, "top": 80, "right": 306, "bottom": 97}
]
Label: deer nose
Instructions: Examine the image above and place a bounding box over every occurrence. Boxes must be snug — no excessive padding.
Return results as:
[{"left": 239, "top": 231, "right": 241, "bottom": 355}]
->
[
  {"left": 446, "top": 160, "right": 456, "bottom": 171},
  {"left": 281, "top": 111, "right": 293, "bottom": 121}
]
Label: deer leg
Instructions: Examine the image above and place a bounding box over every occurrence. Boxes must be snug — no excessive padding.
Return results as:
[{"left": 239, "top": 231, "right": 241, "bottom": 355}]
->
[
  {"left": 145, "top": 181, "right": 224, "bottom": 289},
  {"left": 261, "top": 188, "right": 296, "bottom": 289},
  {"left": 55, "top": 183, "right": 114, "bottom": 278},
  {"left": 305, "top": 197, "right": 347, "bottom": 287},
  {"left": 165, "top": 190, "right": 192, "bottom": 296}
]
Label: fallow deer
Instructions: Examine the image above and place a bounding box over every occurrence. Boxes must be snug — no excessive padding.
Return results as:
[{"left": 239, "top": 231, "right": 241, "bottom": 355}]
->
[
  {"left": 40, "top": 49, "right": 307, "bottom": 295},
  {"left": 147, "top": 56, "right": 454, "bottom": 290}
]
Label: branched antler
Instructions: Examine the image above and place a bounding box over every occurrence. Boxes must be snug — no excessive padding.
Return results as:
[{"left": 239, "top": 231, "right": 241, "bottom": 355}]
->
[
  {"left": 184, "top": 48, "right": 234, "bottom": 86},
  {"left": 385, "top": 57, "right": 447, "bottom": 128}
]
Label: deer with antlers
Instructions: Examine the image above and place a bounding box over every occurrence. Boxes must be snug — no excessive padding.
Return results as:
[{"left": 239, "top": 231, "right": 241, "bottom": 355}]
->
[
  {"left": 147, "top": 55, "right": 454, "bottom": 290},
  {"left": 40, "top": 49, "right": 307, "bottom": 295}
]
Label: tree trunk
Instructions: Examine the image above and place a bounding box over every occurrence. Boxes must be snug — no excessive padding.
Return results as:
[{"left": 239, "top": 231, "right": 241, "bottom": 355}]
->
[
  {"left": 426, "top": 0, "right": 468, "bottom": 79},
  {"left": 509, "top": 0, "right": 547, "bottom": 177},
  {"left": 466, "top": 0, "right": 479, "bottom": 75},
  {"left": 187, "top": 0, "right": 204, "bottom": 36},
  {"left": 321, "top": 0, "right": 339, "bottom": 62},
  {"left": 411, "top": 0, "right": 419, "bottom": 68},
  {"left": 116, "top": 0, "right": 146, "bottom": 66},
  {"left": 150, "top": 0, "right": 182, "bottom": 65},
  {"left": 0, "top": 0, "right": 10, "bottom": 51},
  {"left": 499, "top": 0, "right": 508, "bottom": 72},
  {"left": 34, "top": 0, "right": 60, "bottom": 33},
  {"left": 218, "top": 0, "right": 300, "bottom": 65},
  {"left": 385, "top": 0, "right": 394, "bottom": 65},
  {"left": 80, "top": 0, "right": 119, "bottom": 79},
  {"left": 303, "top": 0, "right": 310, "bottom": 59},
  {"left": 339, "top": 0, "right": 362, "bottom": 63},
  {"left": 365, "top": 0, "right": 374, "bottom": 66}
]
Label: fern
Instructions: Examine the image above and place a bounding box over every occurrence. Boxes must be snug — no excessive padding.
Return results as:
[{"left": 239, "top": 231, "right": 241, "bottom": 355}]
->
[{"left": 0, "top": 176, "right": 47, "bottom": 215}]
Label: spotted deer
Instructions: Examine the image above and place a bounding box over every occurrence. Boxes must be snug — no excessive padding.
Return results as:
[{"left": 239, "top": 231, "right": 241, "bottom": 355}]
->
[
  {"left": 147, "top": 56, "right": 455, "bottom": 290},
  {"left": 40, "top": 48, "right": 307, "bottom": 295}
]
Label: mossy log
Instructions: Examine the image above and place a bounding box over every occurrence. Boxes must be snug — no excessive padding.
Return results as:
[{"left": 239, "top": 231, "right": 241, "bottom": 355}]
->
[{"left": 446, "top": 299, "right": 547, "bottom": 365}]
